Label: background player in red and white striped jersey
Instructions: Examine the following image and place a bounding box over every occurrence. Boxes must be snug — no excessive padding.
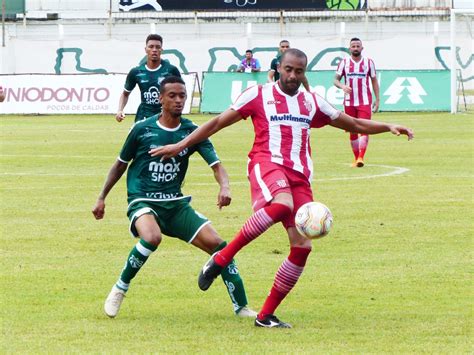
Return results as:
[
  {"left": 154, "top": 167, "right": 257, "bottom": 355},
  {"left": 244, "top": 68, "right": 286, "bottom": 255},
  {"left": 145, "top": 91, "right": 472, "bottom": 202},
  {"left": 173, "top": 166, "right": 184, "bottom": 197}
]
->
[
  {"left": 334, "top": 37, "right": 380, "bottom": 167},
  {"left": 151, "top": 49, "right": 413, "bottom": 328}
]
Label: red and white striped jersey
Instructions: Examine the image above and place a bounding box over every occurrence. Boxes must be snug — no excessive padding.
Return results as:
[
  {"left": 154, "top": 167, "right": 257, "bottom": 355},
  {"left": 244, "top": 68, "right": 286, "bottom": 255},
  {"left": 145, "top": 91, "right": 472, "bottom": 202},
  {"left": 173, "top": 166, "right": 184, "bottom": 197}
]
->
[
  {"left": 336, "top": 56, "right": 376, "bottom": 107},
  {"left": 231, "top": 82, "right": 340, "bottom": 182}
]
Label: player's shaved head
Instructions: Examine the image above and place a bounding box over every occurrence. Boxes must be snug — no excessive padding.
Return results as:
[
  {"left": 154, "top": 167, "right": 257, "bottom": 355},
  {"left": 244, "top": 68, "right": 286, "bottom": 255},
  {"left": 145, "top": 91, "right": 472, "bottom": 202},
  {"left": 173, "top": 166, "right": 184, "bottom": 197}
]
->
[{"left": 280, "top": 48, "right": 308, "bottom": 67}]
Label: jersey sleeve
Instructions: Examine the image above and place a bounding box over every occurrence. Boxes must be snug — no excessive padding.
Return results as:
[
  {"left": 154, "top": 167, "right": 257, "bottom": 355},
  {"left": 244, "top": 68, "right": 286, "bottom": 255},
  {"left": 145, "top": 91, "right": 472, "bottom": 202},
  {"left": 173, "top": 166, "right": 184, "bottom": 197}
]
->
[
  {"left": 310, "top": 93, "right": 341, "bottom": 128},
  {"left": 230, "top": 85, "right": 259, "bottom": 119},
  {"left": 196, "top": 138, "right": 220, "bottom": 167},
  {"left": 270, "top": 58, "right": 277, "bottom": 72},
  {"left": 124, "top": 68, "right": 137, "bottom": 92},
  {"left": 368, "top": 59, "right": 376, "bottom": 78},
  {"left": 118, "top": 124, "right": 139, "bottom": 162},
  {"left": 335, "top": 59, "right": 345, "bottom": 76}
]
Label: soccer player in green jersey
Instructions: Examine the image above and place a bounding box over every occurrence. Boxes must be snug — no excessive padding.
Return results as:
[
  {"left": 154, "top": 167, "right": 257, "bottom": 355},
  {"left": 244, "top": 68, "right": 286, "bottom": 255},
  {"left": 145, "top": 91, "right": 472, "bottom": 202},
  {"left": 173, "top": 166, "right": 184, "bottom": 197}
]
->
[
  {"left": 267, "top": 40, "right": 310, "bottom": 91},
  {"left": 267, "top": 40, "right": 290, "bottom": 83},
  {"left": 94, "top": 76, "right": 256, "bottom": 319},
  {"left": 116, "top": 34, "right": 181, "bottom": 123}
]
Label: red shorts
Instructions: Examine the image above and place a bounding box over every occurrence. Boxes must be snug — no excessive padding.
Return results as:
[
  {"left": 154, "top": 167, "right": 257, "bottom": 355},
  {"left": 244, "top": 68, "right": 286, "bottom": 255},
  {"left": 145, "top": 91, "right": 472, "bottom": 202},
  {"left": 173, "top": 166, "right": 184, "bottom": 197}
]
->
[
  {"left": 248, "top": 161, "right": 313, "bottom": 229},
  {"left": 344, "top": 105, "right": 372, "bottom": 119}
]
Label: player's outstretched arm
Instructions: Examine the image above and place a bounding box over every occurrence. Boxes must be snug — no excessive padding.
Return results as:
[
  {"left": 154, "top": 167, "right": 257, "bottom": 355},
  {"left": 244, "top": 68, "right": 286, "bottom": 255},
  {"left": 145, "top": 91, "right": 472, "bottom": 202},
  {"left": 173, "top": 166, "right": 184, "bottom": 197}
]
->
[
  {"left": 149, "top": 109, "right": 243, "bottom": 159},
  {"left": 330, "top": 112, "right": 414, "bottom": 140},
  {"left": 92, "top": 160, "right": 128, "bottom": 219},
  {"left": 211, "top": 162, "right": 231, "bottom": 209},
  {"left": 116, "top": 91, "right": 130, "bottom": 122}
]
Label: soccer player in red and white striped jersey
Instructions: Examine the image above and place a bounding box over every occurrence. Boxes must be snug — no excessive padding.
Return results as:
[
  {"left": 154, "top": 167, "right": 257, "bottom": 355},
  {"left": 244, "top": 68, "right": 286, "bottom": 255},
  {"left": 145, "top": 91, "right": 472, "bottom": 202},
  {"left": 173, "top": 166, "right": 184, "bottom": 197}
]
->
[
  {"left": 151, "top": 49, "right": 413, "bottom": 328},
  {"left": 334, "top": 38, "right": 380, "bottom": 167}
]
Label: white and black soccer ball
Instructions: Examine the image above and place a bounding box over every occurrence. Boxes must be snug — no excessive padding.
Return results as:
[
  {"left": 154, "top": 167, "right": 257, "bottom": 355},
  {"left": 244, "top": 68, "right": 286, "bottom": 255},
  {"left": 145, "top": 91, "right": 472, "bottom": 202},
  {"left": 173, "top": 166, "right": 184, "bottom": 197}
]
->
[{"left": 295, "top": 201, "right": 333, "bottom": 239}]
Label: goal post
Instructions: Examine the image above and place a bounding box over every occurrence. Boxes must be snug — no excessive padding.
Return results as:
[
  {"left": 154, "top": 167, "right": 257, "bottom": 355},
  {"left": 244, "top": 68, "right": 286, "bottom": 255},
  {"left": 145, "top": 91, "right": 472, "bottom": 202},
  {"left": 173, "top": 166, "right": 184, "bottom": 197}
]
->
[{"left": 450, "top": 8, "right": 474, "bottom": 114}]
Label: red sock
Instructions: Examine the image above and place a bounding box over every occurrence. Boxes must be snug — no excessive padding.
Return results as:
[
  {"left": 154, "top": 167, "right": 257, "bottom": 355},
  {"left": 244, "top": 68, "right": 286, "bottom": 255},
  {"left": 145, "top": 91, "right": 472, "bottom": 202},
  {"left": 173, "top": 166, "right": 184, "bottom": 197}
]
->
[
  {"left": 350, "top": 133, "right": 359, "bottom": 159},
  {"left": 258, "top": 247, "right": 311, "bottom": 319},
  {"left": 214, "top": 203, "right": 292, "bottom": 267},
  {"left": 358, "top": 134, "right": 369, "bottom": 159}
]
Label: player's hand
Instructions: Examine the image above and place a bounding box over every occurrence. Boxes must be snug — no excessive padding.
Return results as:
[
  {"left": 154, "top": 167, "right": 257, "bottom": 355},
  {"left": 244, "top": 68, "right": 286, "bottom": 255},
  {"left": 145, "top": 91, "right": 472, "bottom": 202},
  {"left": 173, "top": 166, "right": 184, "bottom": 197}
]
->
[
  {"left": 389, "top": 125, "right": 414, "bottom": 140},
  {"left": 217, "top": 186, "right": 232, "bottom": 209},
  {"left": 372, "top": 101, "right": 380, "bottom": 113},
  {"left": 342, "top": 85, "right": 352, "bottom": 94},
  {"left": 92, "top": 199, "right": 106, "bottom": 220},
  {"left": 116, "top": 111, "right": 125, "bottom": 122},
  {"left": 149, "top": 144, "right": 181, "bottom": 159}
]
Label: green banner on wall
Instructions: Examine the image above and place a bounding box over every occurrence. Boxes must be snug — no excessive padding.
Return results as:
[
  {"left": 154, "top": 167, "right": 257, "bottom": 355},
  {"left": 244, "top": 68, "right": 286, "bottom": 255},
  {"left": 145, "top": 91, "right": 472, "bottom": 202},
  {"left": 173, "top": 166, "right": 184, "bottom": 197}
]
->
[
  {"left": 201, "top": 70, "right": 450, "bottom": 113},
  {"left": 5, "top": 0, "right": 25, "bottom": 15}
]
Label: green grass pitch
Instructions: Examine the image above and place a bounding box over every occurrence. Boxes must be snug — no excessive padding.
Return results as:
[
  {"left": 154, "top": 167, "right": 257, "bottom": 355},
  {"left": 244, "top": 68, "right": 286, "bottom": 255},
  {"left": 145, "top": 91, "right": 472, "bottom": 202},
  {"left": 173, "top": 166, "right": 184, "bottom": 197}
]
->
[{"left": 1, "top": 111, "right": 472, "bottom": 352}]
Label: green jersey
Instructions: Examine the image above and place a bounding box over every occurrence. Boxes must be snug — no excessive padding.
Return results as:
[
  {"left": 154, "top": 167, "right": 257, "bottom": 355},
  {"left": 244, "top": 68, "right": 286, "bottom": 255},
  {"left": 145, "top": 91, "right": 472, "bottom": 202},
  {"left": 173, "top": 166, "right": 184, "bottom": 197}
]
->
[
  {"left": 270, "top": 54, "right": 282, "bottom": 81},
  {"left": 119, "top": 116, "right": 220, "bottom": 206},
  {"left": 124, "top": 61, "right": 181, "bottom": 122}
]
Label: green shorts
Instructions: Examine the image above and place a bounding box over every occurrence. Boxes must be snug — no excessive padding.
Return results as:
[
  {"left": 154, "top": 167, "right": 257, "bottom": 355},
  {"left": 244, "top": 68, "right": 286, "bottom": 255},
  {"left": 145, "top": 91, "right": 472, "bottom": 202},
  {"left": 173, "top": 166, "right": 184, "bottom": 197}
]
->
[{"left": 127, "top": 198, "right": 210, "bottom": 243}]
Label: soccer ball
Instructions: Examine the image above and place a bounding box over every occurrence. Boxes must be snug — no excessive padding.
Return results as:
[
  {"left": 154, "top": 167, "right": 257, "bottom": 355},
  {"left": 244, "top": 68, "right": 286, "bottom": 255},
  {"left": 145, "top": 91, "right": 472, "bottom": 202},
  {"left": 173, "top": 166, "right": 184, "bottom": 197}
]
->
[{"left": 295, "top": 202, "right": 333, "bottom": 239}]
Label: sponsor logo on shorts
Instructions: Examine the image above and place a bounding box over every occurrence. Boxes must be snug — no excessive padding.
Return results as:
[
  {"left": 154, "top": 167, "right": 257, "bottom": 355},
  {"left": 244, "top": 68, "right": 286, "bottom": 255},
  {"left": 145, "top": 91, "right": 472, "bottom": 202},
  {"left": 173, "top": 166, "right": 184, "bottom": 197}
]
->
[{"left": 276, "top": 179, "right": 287, "bottom": 188}]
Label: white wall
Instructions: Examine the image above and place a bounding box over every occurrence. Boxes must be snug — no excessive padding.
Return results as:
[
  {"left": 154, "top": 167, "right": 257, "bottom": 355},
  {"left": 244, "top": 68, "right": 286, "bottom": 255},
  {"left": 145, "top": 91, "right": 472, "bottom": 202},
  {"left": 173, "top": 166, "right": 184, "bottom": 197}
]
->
[
  {"left": 369, "top": 0, "right": 451, "bottom": 8},
  {"left": 25, "top": 0, "right": 117, "bottom": 11}
]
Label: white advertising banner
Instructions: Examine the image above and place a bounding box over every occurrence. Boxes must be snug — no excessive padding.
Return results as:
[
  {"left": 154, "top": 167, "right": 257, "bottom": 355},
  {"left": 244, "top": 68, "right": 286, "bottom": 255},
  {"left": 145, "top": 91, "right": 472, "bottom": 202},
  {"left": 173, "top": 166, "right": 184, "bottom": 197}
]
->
[{"left": 0, "top": 73, "right": 196, "bottom": 115}]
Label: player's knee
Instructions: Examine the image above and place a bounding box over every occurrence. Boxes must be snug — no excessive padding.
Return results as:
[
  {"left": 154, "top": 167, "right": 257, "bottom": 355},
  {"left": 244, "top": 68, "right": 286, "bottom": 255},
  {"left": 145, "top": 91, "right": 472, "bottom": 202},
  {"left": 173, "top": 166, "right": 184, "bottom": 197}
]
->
[
  {"left": 141, "top": 232, "right": 162, "bottom": 247},
  {"left": 295, "top": 240, "right": 313, "bottom": 250},
  {"left": 272, "top": 196, "right": 294, "bottom": 214}
]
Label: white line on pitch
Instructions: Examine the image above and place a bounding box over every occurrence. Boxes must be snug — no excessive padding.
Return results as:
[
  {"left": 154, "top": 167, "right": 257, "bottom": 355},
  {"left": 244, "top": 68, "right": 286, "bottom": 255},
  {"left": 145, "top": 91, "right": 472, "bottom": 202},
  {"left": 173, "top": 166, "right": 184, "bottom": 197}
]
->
[{"left": 1, "top": 164, "right": 410, "bottom": 189}]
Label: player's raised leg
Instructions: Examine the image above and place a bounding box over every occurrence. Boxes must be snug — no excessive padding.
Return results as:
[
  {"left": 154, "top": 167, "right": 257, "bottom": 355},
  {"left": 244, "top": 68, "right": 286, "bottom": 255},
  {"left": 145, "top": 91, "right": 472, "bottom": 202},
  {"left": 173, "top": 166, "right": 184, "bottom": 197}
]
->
[
  {"left": 199, "top": 164, "right": 294, "bottom": 291},
  {"left": 104, "top": 212, "right": 161, "bottom": 318}
]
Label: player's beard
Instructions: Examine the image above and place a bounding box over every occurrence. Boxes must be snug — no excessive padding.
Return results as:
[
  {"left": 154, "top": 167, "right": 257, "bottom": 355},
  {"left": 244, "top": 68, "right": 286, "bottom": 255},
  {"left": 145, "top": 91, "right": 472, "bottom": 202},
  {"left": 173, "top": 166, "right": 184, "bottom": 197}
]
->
[
  {"left": 351, "top": 50, "right": 361, "bottom": 57},
  {"left": 281, "top": 79, "right": 300, "bottom": 95}
]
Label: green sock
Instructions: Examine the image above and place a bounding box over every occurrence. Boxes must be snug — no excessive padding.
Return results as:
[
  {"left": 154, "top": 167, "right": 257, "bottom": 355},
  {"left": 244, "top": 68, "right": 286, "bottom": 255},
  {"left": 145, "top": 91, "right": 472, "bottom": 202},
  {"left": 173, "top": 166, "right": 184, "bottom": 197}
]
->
[
  {"left": 214, "top": 241, "right": 249, "bottom": 313},
  {"left": 116, "top": 239, "right": 157, "bottom": 292}
]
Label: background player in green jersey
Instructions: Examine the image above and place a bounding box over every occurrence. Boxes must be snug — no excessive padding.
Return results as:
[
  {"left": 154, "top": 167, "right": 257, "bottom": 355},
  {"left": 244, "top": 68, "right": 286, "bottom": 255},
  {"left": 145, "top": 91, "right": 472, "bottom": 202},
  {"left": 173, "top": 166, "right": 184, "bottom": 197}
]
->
[
  {"left": 94, "top": 76, "right": 256, "bottom": 319},
  {"left": 267, "top": 39, "right": 290, "bottom": 83},
  {"left": 116, "top": 34, "right": 181, "bottom": 123},
  {"left": 267, "top": 40, "right": 310, "bottom": 91}
]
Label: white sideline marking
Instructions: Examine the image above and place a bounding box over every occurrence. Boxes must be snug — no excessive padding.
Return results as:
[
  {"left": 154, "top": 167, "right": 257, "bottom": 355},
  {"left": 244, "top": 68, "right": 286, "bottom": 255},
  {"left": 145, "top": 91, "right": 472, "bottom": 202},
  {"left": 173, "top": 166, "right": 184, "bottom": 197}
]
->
[{"left": 1, "top": 164, "right": 410, "bottom": 189}]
